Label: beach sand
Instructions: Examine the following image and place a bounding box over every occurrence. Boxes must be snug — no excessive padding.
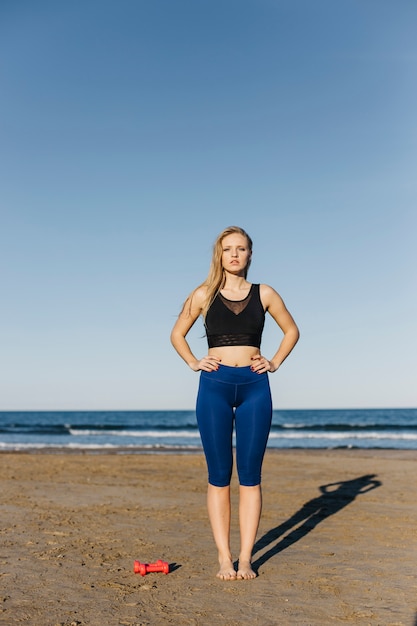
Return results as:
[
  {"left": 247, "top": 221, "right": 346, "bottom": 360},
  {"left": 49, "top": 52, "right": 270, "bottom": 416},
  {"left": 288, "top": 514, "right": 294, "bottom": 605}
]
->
[{"left": 1, "top": 449, "right": 416, "bottom": 626}]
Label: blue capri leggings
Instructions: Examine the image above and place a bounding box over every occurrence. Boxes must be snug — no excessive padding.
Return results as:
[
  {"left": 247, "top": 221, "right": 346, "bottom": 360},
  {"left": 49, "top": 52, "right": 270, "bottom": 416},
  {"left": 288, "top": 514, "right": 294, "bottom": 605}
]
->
[{"left": 196, "top": 365, "right": 273, "bottom": 487}]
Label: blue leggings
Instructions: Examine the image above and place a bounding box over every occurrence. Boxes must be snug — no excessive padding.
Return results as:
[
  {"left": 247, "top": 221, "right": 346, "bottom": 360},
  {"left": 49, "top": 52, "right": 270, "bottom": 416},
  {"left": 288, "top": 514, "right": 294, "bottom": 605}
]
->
[{"left": 196, "top": 365, "right": 273, "bottom": 487}]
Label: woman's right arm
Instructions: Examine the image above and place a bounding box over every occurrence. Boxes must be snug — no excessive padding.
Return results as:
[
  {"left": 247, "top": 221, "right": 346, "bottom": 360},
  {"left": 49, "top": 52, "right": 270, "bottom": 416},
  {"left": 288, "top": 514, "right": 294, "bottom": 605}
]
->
[{"left": 170, "top": 286, "right": 221, "bottom": 372}]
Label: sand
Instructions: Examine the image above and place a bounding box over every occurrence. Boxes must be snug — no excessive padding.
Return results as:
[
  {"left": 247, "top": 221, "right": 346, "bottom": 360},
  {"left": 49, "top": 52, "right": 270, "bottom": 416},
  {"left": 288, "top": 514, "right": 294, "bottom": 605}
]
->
[{"left": 1, "top": 449, "right": 416, "bottom": 626}]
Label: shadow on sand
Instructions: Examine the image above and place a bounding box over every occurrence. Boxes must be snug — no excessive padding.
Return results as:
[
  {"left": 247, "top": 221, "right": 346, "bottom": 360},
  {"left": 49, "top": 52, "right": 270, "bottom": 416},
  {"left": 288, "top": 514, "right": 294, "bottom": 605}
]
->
[{"left": 252, "top": 473, "right": 382, "bottom": 573}]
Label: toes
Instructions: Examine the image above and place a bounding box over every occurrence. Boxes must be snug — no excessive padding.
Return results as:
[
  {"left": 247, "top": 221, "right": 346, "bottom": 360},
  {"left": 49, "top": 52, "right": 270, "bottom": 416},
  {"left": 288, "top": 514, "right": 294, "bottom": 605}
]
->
[
  {"left": 236, "top": 561, "right": 257, "bottom": 580},
  {"left": 237, "top": 571, "right": 256, "bottom": 580},
  {"left": 217, "top": 569, "right": 237, "bottom": 581},
  {"left": 217, "top": 562, "right": 237, "bottom": 580}
]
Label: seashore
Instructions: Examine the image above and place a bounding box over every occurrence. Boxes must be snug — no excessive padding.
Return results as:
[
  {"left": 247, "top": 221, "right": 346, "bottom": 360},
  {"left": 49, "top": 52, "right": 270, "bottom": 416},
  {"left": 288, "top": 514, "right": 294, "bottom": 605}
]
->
[{"left": 1, "top": 448, "right": 416, "bottom": 625}]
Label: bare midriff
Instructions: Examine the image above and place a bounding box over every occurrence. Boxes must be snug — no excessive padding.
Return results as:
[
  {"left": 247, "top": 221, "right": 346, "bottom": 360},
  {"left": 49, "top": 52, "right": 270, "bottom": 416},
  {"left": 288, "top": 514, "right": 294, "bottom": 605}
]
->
[{"left": 208, "top": 345, "right": 260, "bottom": 367}]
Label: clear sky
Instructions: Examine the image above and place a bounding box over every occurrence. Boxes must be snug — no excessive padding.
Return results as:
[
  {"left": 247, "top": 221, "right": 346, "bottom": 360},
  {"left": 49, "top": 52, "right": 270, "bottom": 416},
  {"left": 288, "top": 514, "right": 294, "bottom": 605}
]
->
[{"left": 1, "top": 0, "right": 416, "bottom": 411}]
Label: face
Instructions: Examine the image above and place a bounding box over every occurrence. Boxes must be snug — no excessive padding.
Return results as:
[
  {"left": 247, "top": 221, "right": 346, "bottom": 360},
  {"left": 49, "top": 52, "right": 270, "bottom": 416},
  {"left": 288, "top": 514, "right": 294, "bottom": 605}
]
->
[{"left": 221, "top": 233, "right": 252, "bottom": 274}]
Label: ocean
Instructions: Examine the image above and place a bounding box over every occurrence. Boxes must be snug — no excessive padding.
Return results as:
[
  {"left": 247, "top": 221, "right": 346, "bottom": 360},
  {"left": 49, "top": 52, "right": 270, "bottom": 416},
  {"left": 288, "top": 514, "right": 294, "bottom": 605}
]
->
[{"left": 0, "top": 408, "right": 417, "bottom": 452}]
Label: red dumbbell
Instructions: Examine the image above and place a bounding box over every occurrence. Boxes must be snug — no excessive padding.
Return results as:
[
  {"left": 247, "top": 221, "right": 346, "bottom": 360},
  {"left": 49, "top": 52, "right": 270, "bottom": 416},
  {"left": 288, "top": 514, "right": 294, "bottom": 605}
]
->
[{"left": 133, "top": 559, "right": 170, "bottom": 576}]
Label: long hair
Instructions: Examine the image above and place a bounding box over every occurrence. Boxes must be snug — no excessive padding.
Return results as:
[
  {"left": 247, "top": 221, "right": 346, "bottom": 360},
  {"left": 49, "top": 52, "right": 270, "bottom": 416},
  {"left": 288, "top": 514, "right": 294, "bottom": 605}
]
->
[{"left": 199, "top": 226, "right": 253, "bottom": 317}]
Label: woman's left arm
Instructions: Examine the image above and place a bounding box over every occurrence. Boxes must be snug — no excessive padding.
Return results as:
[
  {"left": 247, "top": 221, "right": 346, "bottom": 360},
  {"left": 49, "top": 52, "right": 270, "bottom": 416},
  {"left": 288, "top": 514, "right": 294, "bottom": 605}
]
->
[{"left": 251, "top": 284, "right": 300, "bottom": 374}]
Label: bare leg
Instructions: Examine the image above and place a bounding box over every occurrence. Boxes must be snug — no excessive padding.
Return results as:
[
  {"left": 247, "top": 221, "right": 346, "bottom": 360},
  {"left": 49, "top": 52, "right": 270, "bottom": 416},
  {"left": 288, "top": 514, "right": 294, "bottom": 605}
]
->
[
  {"left": 207, "top": 484, "right": 236, "bottom": 580},
  {"left": 237, "top": 484, "right": 262, "bottom": 579}
]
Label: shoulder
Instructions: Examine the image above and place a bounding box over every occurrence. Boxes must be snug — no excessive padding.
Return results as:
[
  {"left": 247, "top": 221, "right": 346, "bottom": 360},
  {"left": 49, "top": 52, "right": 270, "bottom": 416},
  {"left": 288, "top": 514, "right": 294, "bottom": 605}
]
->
[
  {"left": 183, "top": 284, "right": 209, "bottom": 315},
  {"left": 259, "top": 283, "right": 280, "bottom": 299},
  {"left": 191, "top": 284, "right": 209, "bottom": 305},
  {"left": 177, "top": 284, "right": 208, "bottom": 321},
  {"left": 259, "top": 284, "right": 285, "bottom": 310}
]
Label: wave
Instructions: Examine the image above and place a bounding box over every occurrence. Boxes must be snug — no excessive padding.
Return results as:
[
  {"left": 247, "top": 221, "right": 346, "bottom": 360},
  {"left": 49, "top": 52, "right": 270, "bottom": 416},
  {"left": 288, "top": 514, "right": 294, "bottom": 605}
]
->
[
  {"left": 0, "top": 424, "right": 72, "bottom": 435},
  {"left": 7, "top": 429, "right": 414, "bottom": 443},
  {"left": 66, "top": 428, "right": 417, "bottom": 441},
  {"left": 0, "top": 441, "right": 201, "bottom": 451},
  {"left": 68, "top": 428, "right": 200, "bottom": 438},
  {"left": 268, "top": 431, "right": 417, "bottom": 440},
  {"left": 0, "top": 422, "right": 199, "bottom": 435},
  {"left": 3, "top": 421, "right": 417, "bottom": 436},
  {"left": 278, "top": 423, "right": 417, "bottom": 431}
]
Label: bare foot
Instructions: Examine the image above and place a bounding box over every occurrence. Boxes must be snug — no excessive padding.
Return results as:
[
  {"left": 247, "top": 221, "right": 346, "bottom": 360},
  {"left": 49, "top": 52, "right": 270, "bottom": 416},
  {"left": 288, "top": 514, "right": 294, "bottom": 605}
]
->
[
  {"left": 236, "top": 560, "right": 257, "bottom": 580},
  {"left": 217, "top": 559, "right": 237, "bottom": 581}
]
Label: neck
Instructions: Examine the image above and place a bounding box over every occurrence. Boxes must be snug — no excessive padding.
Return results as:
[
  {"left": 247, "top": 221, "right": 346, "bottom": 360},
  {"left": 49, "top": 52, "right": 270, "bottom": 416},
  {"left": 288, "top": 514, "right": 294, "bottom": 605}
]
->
[{"left": 222, "top": 273, "right": 249, "bottom": 290}]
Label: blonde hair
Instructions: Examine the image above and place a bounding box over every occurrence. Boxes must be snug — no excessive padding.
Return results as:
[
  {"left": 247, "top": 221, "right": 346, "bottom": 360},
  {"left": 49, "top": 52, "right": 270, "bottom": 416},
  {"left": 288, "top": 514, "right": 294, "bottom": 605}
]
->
[{"left": 198, "top": 226, "right": 253, "bottom": 317}]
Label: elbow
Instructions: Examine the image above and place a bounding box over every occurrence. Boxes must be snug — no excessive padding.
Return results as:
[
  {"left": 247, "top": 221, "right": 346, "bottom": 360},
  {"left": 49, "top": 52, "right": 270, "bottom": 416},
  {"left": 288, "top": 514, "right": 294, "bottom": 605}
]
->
[
  {"left": 295, "top": 326, "right": 300, "bottom": 344},
  {"left": 170, "top": 328, "right": 183, "bottom": 349},
  {"left": 290, "top": 324, "right": 300, "bottom": 346}
]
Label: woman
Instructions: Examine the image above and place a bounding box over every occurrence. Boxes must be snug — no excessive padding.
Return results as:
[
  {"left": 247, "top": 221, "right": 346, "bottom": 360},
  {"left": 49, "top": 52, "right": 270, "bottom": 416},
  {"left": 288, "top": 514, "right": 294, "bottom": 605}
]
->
[{"left": 170, "top": 226, "right": 299, "bottom": 580}]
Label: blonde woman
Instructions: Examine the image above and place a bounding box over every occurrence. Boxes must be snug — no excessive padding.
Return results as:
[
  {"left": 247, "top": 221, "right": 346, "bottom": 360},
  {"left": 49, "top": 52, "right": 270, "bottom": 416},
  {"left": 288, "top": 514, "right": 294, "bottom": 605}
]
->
[{"left": 171, "top": 226, "right": 299, "bottom": 580}]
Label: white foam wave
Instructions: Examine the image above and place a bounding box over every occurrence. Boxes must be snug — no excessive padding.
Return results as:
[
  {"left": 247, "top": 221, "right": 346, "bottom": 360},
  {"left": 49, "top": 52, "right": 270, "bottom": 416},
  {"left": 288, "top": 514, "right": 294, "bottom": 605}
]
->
[
  {"left": 69, "top": 429, "right": 199, "bottom": 438},
  {"left": 0, "top": 441, "right": 201, "bottom": 451},
  {"left": 268, "top": 431, "right": 417, "bottom": 440}
]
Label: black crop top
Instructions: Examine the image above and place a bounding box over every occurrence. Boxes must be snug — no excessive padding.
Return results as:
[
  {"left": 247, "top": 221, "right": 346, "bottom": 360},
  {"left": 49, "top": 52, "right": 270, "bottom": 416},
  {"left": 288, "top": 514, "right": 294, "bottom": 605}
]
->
[{"left": 205, "top": 283, "right": 265, "bottom": 348}]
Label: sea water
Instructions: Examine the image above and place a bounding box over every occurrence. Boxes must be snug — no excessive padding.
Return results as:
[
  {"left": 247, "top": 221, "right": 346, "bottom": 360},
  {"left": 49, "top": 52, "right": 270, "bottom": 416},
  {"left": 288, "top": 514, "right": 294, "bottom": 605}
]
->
[{"left": 1, "top": 409, "right": 417, "bottom": 451}]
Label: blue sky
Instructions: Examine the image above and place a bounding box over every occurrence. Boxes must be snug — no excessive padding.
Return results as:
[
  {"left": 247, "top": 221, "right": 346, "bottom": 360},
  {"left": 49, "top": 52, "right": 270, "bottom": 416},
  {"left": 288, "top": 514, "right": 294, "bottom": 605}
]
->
[{"left": 1, "top": 0, "right": 416, "bottom": 410}]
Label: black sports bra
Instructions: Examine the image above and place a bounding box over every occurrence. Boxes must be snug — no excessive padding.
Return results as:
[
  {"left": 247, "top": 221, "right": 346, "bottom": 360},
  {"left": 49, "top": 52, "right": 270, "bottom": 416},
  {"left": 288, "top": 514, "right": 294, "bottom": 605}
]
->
[{"left": 204, "top": 283, "right": 265, "bottom": 348}]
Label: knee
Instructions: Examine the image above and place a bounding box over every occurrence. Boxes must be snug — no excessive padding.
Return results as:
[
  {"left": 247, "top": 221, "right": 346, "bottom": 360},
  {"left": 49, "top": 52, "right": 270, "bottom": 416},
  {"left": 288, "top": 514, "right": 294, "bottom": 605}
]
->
[
  {"left": 208, "top": 469, "right": 232, "bottom": 488},
  {"left": 237, "top": 470, "right": 262, "bottom": 487},
  {"left": 236, "top": 457, "right": 262, "bottom": 486}
]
